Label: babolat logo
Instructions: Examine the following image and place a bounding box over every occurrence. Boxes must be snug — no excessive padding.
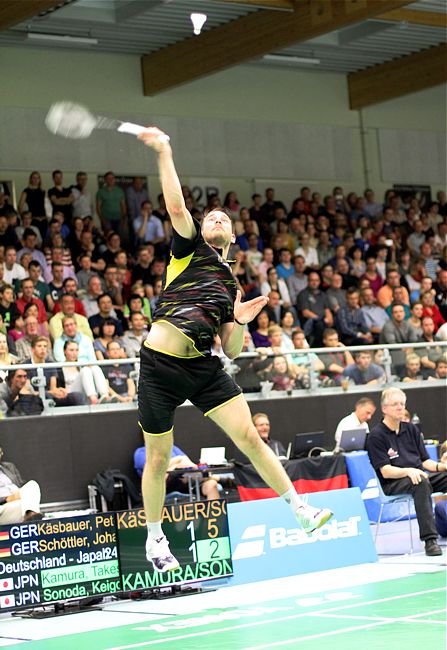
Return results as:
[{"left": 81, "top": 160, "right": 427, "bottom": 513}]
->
[{"left": 232, "top": 517, "right": 361, "bottom": 560}]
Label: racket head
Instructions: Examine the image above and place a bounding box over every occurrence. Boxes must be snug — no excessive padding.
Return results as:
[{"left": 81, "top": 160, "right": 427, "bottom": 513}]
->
[{"left": 45, "top": 101, "right": 97, "bottom": 139}]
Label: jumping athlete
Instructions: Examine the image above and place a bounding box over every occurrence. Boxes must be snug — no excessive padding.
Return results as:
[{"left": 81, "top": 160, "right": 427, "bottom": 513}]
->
[{"left": 137, "top": 127, "right": 333, "bottom": 572}]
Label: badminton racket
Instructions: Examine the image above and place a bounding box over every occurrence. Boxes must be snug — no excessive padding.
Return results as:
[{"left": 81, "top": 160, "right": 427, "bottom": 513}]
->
[{"left": 45, "top": 100, "right": 170, "bottom": 142}]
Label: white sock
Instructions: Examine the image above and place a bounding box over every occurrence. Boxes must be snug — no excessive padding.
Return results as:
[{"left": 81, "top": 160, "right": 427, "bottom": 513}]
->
[
  {"left": 281, "top": 487, "right": 305, "bottom": 513},
  {"left": 147, "top": 521, "right": 163, "bottom": 540}
]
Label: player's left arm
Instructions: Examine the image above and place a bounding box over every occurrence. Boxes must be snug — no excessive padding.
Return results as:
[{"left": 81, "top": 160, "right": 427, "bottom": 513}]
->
[{"left": 219, "top": 291, "right": 268, "bottom": 359}]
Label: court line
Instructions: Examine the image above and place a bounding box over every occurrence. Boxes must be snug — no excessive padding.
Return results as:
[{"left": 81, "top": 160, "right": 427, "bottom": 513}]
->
[{"left": 106, "top": 586, "right": 445, "bottom": 650}]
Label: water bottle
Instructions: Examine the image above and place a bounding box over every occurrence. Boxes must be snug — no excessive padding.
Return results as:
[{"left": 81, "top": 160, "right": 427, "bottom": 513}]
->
[{"left": 411, "top": 413, "right": 422, "bottom": 437}]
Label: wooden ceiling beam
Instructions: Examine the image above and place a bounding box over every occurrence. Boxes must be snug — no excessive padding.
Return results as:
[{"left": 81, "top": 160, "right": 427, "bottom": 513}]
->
[
  {"left": 141, "top": 0, "right": 410, "bottom": 95},
  {"left": 348, "top": 43, "right": 447, "bottom": 109},
  {"left": 376, "top": 8, "right": 447, "bottom": 28},
  {"left": 0, "top": 1, "right": 62, "bottom": 31}
]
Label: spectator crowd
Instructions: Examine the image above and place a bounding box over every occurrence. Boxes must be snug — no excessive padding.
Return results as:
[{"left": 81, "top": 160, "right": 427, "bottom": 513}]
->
[{"left": 0, "top": 171, "right": 446, "bottom": 414}]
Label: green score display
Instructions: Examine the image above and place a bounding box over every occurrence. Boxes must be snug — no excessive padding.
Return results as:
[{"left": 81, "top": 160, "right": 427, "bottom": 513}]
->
[
  {"left": 117, "top": 499, "right": 233, "bottom": 590},
  {"left": 0, "top": 514, "right": 120, "bottom": 611}
]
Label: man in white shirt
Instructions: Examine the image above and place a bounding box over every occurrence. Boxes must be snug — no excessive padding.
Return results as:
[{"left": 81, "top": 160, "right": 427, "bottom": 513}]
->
[
  {"left": 71, "top": 172, "right": 94, "bottom": 219},
  {"left": 334, "top": 397, "right": 376, "bottom": 451},
  {"left": 3, "top": 246, "right": 26, "bottom": 285}
]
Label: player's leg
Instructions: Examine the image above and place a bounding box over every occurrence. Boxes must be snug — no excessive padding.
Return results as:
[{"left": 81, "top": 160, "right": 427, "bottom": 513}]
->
[
  {"left": 141, "top": 428, "right": 180, "bottom": 572},
  {"left": 207, "top": 394, "right": 332, "bottom": 533},
  {"left": 200, "top": 477, "right": 220, "bottom": 500}
]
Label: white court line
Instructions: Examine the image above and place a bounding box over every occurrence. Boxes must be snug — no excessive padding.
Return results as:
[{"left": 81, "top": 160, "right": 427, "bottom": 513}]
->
[{"left": 106, "top": 587, "right": 445, "bottom": 650}]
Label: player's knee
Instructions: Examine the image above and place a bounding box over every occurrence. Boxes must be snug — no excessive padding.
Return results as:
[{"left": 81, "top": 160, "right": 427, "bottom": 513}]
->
[
  {"left": 145, "top": 446, "right": 170, "bottom": 476},
  {"left": 237, "top": 425, "right": 263, "bottom": 456},
  {"left": 414, "top": 478, "right": 432, "bottom": 495}
]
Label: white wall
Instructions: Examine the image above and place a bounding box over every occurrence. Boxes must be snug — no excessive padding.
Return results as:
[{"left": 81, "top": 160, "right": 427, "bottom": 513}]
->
[{"left": 1, "top": 46, "right": 445, "bottom": 209}]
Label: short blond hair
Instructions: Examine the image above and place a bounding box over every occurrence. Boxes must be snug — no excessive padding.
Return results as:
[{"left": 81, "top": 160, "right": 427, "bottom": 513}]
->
[
  {"left": 252, "top": 412, "right": 269, "bottom": 425},
  {"left": 381, "top": 387, "right": 406, "bottom": 406}
]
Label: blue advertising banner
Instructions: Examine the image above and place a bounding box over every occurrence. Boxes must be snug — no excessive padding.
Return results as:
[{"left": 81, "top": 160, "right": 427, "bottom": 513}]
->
[{"left": 227, "top": 487, "right": 377, "bottom": 585}]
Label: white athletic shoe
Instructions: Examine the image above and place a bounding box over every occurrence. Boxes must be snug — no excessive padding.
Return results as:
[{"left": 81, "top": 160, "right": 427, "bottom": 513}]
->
[
  {"left": 146, "top": 535, "right": 180, "bottom": 573},
  {"left": 296, "top": 503, "right": 333, "bottom": 535}
]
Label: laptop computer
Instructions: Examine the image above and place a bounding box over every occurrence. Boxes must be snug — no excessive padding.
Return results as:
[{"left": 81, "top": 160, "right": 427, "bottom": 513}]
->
[
  {"left": 199, "top": 447, "right": 227, "bottom": 466},
  {"left": 339, "top": 428, "right": 368, "bottom": 452},
  {"left": 292, "top": 431, "right": 325, "bottom": 459}
]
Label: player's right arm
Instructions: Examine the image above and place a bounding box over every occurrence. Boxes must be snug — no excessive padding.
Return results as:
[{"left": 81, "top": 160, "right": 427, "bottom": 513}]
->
[{"left": 138, "top": 128, "right": 195, "bottom": 240}]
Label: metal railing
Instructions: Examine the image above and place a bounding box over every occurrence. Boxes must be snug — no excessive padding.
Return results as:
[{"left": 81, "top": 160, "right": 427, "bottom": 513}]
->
[{"left": 0, "top": 341, "right": 445, "bottom": 416}]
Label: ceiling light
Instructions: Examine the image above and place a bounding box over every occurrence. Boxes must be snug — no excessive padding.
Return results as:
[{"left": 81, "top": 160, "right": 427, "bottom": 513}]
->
[
  {"left": 190, "top": 13, "right": 207, "bottom": 36},
  {"left": 263, "top": 54, "right": 320, "bottom": 65},
  {"left": 27, "top": 32, "right": 98, "bottom": 45}
]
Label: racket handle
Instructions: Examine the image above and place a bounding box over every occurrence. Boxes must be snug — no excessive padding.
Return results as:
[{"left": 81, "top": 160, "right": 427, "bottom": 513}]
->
[{"left": 118, "top": 122, "right": 170, "bottom": 142}]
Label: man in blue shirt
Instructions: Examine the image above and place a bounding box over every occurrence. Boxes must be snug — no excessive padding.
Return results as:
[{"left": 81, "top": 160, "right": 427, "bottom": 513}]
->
[
  {"left": 343, "top": 351, "right": 384, "bottom": 385},
  {"left": 133, "top": 201, "right": 165, "bottom": 249},
  {"left": 336, "top": 287, "right": 373, "bottom": 346}
]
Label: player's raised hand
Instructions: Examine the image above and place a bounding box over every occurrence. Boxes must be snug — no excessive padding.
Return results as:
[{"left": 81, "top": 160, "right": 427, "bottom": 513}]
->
[
  {"left": 138, "top": 127, "right": 171, "bottom": 152},
  {"left": 234, "top": 290, "right": 269, "bottom": 325}
]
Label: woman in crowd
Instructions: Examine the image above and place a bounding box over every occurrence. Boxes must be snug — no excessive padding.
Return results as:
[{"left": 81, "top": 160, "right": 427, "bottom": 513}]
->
[
  {"left": 361, "top": 256, "right": 383, "bottom": 296},
  {"left": 408, "top": 301, "right": 423, "bottom": 338},
  {"left": 250, "top": 309, "right": 271, "bottom": 348},
  {"left": 349, "top": 245, "right": 366, "bottom": 278},
  {"left": 61, "top": 340, "right": 110, "bottom": 404},
  {"left": 280, "top": 310, "right": 299, "bottom": 342},
  {"left": 260, "top": 266, "right": 292, "bottom": 308},
  {"left": 18, "top": 171, "right": 46, "bottom": 219},
  {"left": 265, "top": 355, "right": 302, "bottom": 392},
  {"left": 294, "top": 232, "right": 319, "bottom": 269},
  {"left": 420, "top": 290, "right": 445, "bottom": 332},
  {"left": 22, "top": 303, "right": 49, "bottom": 336},
  {"left": 94, "top": 318, "right": 120, "bottom": 360}
]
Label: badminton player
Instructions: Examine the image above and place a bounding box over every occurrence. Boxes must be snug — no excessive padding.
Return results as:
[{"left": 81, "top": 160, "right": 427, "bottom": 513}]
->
[{"left": 137, "top": 127, "right": 333, "bottom": 572}]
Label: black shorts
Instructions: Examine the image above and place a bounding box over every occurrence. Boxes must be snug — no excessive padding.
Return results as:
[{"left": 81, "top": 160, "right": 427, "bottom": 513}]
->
[{"left": 138, "top": 346, "right": 242, "bottom": 435}]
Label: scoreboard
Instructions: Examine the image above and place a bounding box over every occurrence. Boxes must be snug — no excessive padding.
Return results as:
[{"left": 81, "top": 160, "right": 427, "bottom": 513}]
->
[
  {"left": 0, "top": 514, "right": 119, "bottom": 611},
  {"left": 118, "top": 499, "right": 232, "bottom": 590},
  {"left": 0, "top": 500, "right": 232, "bottom": 613}
]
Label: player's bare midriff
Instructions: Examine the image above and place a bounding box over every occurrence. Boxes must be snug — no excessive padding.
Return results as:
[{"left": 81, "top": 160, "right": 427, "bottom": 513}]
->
[{"left": 145, "top": 321, "right": 201, "bottom": 358}]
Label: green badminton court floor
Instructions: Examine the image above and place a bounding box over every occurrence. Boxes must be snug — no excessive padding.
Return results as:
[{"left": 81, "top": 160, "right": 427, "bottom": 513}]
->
[{"left": 2, "top": 570, "right": 445, "bottom": 650}]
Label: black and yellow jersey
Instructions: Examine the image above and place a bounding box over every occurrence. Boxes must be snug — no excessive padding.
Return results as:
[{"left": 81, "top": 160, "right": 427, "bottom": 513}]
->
[{"left": 152, "top": 219, "right": 237, "bottom": 356}]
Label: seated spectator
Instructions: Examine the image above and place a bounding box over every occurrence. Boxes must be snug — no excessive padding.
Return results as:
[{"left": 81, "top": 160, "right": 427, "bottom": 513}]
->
[
  {"left": 290, "top": 329, "right": 324, "bottom": 379},
  {"left": 433, "top": 269, "right": 447, "bottom": 320},
  {"left": 0, "top": 446, "right": 42, "bottom": 524},
  {"left": 244, "top": 234, "right": 264, "bottom": 275},
  {"left": 88, "top": 293, "right": 124, "bottom": 337},
  {"left": 400, "top": 354, "right": 424, "bottom": 382},
  {"left": 22, "top": 260, "right": 52, "bottom": 312},
  {"left": 0, "top": 332, "right": 17, "bottom": 379},
  {"left": 131, "top": 245, "right": 155, "bottom": 286},
  {"left": 22, "top": 302, "right": 49, "bottom": 337},
  {"left": 53, "top": 316, "right": 98, "bottom": 363},
  {"left": 76, "top": 253, "right": 96, "bottom": 293},
  {"left": 343, "top": 351, "right": 385, "bottom": 386},
  {"left": 81, "top": 275, "right": 104, "bottom": 318},
  {"left": 103, "top": 341, "right": 136, "bottom": 402},
  {"left": 325, "top": 273, "right": 347, "bottom": 313},
  {"left": 349, "top": 246, "right": 366, "bottom": 278},
  {"left": 280, "top": 310, "right": 299, "bottom": 341},
  {"left": 52, "top": 277, "right": 87, "bottom": 317},
  {"left": 3, "top": 246, "right": 27, "bottom": 286},
  {"left": 0, "top": 284, "right": 21, "bottom": 332},
  {"left": 260, "top": 267, "right": 292, "bottom": 308},
  {"left": 317, "top": 231, "right": 333, "bottom": 267},
  {"left": 93, "top": 318, "right": 120, "bottom": 360},
  {"left": 379, "top": 303, "right": 418, "bottom": 344},
  {"left": 265, "top": 355, "right": 301, "bottom": 392},
  {"left": 133, "top": 200, "right": 165, "bottom": 250},
  {"left": 377, "top": 269, "right": 409, "bottom": 309},
  {"left": 103, "top": 264, "right": 124, "bottom": 308},
  {"left": 123, "top": 293, "right": 151, "bottom": 327},
  {"left": 420, "top": 290, "right": 445, "bottom": 332},
  {"left": 121, "top": 312, "right": 148, "bottom": 358},
  {"left": 319, "top": 328, "right": 355, "bottom": 387},
  {"left": 253, "top": 412, "right": 286, "bottom": 458},
  {"left": 264, "top": 290, "right": 287, "bottom": 325},
  {"left": 416, "top": 316, "right": 444, "bottom": 374},
  {"left": 7, "top": 314, "right": 25, "bottom": 350},
  {"left": 428, "top": 357, "right": 447, "bottom": 382},
  {"left": 266, "top": 324, "right": 294, "bottom": 355},
  {"left": 335, "top": 257, "right": 358, "bottom": 290},
  {"left": 385, "top": 287, "right": 411, "bottom": 320},
  {"left": 49, "top": 294, "right": 93, "bottom": 341},
  {"left": 286, "top": 255, "right": 308, "bottom": 305},
  {"left": 334, "top": 397, "right": 376, "bottom": 452},
  {"left": 408, "top": 301, "right": 423, "bottom": 338},
  {"left": 43, "top": 245, "right": 76, "bottom": 283},
  {"left": 24, "top": 335, "right": 86, "bottom": 407},
  {"left": 256, "top": 247, "right": 274, "bottom": 283},
  {"left": 17, "top": 228, "right": 47, "bottom": 272},
  {"left": 336, "top": 287, "right": 373, "bottom": 346},
  {"left": 361, "top": 256, "right": 383, "bottom": 297},
  {"left": 47, "top": 262, "right": 65, "bottom": 305},
  {"left": 233, "top": 250, "right": 260, "bottom": 300},
  {"left": 249, "top": 309, "right": 271, "bottom": 347},
  {"left": 360, "top": 287, "right": 389, "bottom": 340},
  {"left": 297, "top": 271, "right": 333, "bottom": 347},
  {"left": 294, "top": 233, "right": 318, "bottom": 269},
  {"left": 15, "top": 315, "right": 48, "bottom": 362},
  {"left": 0, "top": 368, "right": 41, "bottom": 417},
  {"left": 59, "top": 340, "right": 110, "bottom": 405},
  {"left": 15, "top": 278, "right": 47, "bottom": 324}
]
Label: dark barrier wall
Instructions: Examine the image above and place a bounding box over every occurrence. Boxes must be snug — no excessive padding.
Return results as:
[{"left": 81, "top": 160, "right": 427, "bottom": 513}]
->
[{"left": 1, "top": 385, "right": 445, "bottom": 503}]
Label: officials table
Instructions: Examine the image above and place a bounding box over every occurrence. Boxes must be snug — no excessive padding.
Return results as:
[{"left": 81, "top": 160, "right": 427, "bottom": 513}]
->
[{"left": 167, "top": 464, "right": 235, "bottom": 501}]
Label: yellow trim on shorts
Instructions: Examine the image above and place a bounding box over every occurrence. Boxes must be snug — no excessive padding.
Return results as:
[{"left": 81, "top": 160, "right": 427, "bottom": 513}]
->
[
  {"left": 204, "top": 393, "right": 242, "bottom": 417},
  {"left": 138, "top": 421, "right": 173, "bottom": 437},
  {"left": 144, "top": 321, "right": 204, "bottom": 358}
]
